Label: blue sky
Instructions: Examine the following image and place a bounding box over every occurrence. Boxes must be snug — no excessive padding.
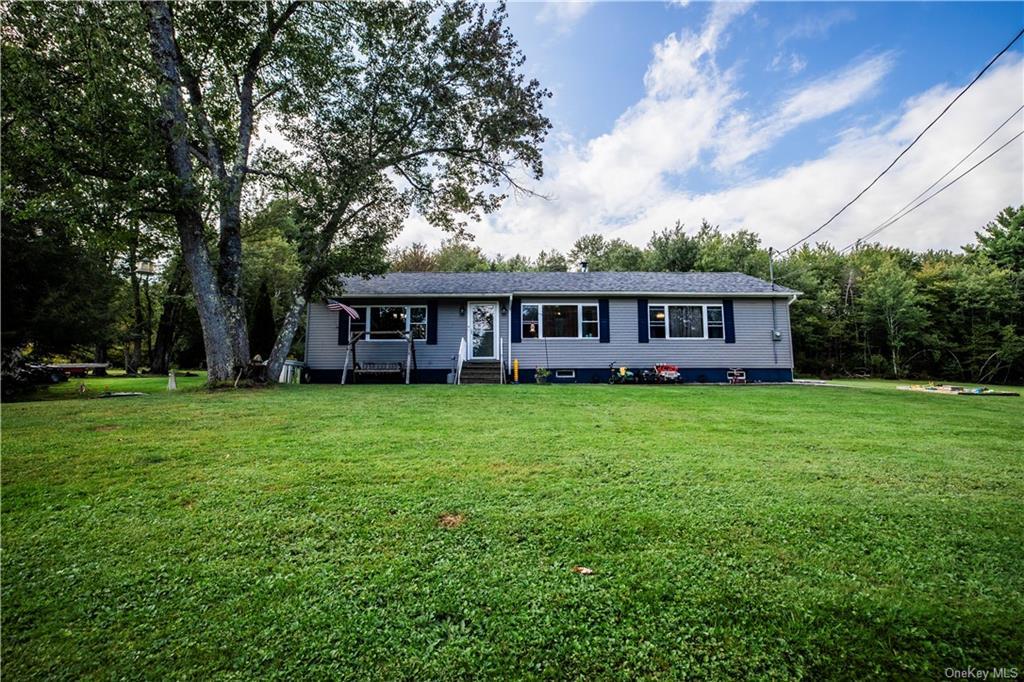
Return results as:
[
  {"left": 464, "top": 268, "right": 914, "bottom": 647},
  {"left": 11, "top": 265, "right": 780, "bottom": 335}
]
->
[{"left": 399, "top": 2, "right": 1024, "bottom": 256}]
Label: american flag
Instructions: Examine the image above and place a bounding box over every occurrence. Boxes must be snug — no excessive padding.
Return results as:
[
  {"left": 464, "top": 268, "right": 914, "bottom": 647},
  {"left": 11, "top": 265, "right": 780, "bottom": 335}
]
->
[{"left": 327, "top": 300, "right": 360, "bottom": 319}]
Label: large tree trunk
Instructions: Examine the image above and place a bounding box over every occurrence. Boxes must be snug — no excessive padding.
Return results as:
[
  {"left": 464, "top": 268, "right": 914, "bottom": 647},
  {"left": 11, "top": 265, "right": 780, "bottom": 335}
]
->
[
  {"left": 149, "top": 258, "right": 189, "bottom": 374},
  {"left": 266, "top": 288, "right": 306, "bottom": 383},
  {"left": 142, "top": 0, "right": 240, "bottom": 382},
  {"left": 218, "top": 197, "right": 250, "bottom": 366}
]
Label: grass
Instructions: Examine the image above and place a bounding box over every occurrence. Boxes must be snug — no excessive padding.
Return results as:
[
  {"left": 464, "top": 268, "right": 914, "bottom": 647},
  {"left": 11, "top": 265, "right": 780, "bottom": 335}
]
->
[
  {"left": 815, "top": 377, "right": 1024, "bottom": 394},
  {"left": 25, "top": 370, "right": 208, "bottom": 400},
  {"left": 2, "top": 382, "right": 1022, "bottom": 679}
]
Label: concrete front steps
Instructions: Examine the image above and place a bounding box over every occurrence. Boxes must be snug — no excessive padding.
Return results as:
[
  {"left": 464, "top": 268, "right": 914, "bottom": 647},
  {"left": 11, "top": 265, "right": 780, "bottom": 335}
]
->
[{"left": 459, "top": 361, "right": 503, "bottom": 384}]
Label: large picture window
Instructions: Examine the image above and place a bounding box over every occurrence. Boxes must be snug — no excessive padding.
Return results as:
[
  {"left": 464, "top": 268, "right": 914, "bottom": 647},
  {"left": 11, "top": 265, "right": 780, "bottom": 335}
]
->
[
  {"left": 347, "top": 305, "right": 427, "bottom": 340},
  {"left": 521, "top": 303, "right": 599, "bottom": 339},
  {"left": 648, "top": 303, "right": 724, "bottom": 340}
]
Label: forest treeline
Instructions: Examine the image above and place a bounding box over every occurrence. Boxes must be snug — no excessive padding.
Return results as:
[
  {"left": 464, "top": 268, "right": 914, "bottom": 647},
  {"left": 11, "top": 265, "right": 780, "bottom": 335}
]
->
[
  {"left": 390, "top": 208, "right": 1024, "bottom": 383},
  {"left": 4, "top": 187, "right": 1021, "bottom": 383},
  {"left": 3, "top": 3, "right": 1019, "bottom": 385}
]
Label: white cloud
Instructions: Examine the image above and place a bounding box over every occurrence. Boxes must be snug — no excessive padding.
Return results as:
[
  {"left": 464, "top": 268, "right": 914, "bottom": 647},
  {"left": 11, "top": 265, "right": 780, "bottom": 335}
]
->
[
  {"left": 536, "top": 1, "right": 593, "bottom": 34},
  {"left": 715, "top": 52, "right": 893, "bottom": 169},
  {"left": 397, "top": 7, "right": 1024, "bottom": 259},
  {"left": 768, "top": 51, "right": 807, "bottom": 75},
  {"left": 777, "top": 8, "right": 855, "bottom": 45}
]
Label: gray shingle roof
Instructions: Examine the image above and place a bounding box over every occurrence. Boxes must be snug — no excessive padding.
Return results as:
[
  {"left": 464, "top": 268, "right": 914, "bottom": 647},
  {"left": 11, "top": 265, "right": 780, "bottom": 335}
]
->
[{"left": 335, "top": 272, "right": 798, "bottom": 297}]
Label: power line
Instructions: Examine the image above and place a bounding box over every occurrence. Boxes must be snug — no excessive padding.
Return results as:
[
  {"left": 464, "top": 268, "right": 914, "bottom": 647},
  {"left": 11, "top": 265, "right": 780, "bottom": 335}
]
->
[
  {"left": 777, "top": 26, "right": 1024, "bottom": 256},
  {"left": 856, "top": 104, "right": 1024, "bottom": 239},
  {"left": 774, "top": 127, "right": 1023, "bottom": 285},
  {"left": 838, "top": 129, "right": 1022, "bottom": 251}
]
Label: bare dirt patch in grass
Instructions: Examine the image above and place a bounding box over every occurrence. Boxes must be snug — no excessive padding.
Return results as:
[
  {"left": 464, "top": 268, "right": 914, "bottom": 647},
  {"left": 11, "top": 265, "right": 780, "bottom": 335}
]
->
[{"left": 438, "top": 513, "right": 465, "bottom": 529}]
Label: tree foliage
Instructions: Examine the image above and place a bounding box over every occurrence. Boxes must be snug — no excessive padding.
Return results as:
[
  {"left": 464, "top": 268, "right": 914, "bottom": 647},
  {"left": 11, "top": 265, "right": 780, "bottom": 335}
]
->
[{"left": 3, "top": 0, "right": 551, "bottom": 383}]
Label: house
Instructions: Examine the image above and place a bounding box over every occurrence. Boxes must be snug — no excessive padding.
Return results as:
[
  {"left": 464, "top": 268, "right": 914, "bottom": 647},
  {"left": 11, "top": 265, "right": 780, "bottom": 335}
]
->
[{"left": 304, "top": 272, "right": 800, "bottom": 384}]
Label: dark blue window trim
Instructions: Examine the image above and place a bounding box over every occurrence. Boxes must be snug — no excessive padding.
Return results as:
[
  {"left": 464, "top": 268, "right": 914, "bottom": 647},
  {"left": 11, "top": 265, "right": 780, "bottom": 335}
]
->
[
  {"left": 723, "top": 299, "right": 736, "bottom": 344},
  {"left": 511, "top": 297, "right": 522, "bottom": 343},
  {"left": 426, "top": 300, "right": 438, "bottom": 345},
  {"left": 637, "top": 298, "right": 649, "bottom": 343},
  {"left": 598, "top": 298, "right": 610, "bottom": 343}
]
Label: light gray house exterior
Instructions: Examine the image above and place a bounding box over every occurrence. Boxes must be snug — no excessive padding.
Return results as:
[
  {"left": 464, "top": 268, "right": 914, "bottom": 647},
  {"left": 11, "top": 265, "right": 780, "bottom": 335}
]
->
[{"left": 304, "top": 272, "right": 799, "bottom": 383}]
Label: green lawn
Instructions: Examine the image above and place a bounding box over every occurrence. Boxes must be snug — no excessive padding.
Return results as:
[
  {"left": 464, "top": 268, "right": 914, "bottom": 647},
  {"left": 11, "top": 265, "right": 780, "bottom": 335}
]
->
[
  {"left": 26, "top": 370, "right": 208, "bottom": 400},
  {"left": 2, "top": 383, "right": 1022, "bottom": 679},
  {"left": 821, "top": 377, "right": 1024, "bottom": 394}
]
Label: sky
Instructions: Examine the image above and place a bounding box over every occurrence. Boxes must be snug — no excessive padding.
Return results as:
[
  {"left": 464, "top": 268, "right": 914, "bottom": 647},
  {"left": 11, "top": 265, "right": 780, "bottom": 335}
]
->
[{"left": 397, "top": 1, "right": 1024, "bottom": 258}]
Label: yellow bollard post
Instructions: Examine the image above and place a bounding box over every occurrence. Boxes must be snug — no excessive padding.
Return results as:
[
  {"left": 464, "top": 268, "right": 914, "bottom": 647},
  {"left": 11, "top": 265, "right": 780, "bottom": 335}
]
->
[{"left": 513, "top": 358, "right": 519, "bottom": 383}]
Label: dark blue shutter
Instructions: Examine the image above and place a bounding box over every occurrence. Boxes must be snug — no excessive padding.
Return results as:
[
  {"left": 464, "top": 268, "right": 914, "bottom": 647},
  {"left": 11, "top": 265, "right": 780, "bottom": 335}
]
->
[
  {"left": 337, "top": 307, "right": 349, "bottom": 345},
  {"left": 511, "top": 297, "right": 522, "bottom": 343},
  {"left": 598, "top": 298, "right": 610, "bottom": 343},
  {"left": 723, "top": 299, "right": 736, "bottom": 344},
  {"left": 426, "top": 300, "right": 438, "bottom": 345},
  {"left": 637, "top": 298, "right": 649, "bottom": 343}
]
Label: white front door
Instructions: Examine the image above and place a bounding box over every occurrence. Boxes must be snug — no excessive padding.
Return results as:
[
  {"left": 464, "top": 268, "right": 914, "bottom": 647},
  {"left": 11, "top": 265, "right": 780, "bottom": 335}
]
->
[{"left": 468, "top": 302, "right": 498, "bottom": 360}]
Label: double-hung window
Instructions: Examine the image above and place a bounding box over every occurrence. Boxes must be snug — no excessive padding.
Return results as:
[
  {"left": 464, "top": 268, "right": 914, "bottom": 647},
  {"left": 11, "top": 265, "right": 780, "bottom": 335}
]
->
[
  {"left": 648, "top": 303, "right": 724, "bottom": 340},
  {"left": 346, "top": 305, "right": 427, "bottom": 340},
  {"left": 521, "top": 303, "right": 599, "bottom": 339}
]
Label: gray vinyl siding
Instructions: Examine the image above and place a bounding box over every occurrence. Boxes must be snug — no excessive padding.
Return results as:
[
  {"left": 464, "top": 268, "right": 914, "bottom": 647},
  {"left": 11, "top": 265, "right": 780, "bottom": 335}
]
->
[
  {"left": 509, "top": 297, "right": 791, "bottom": 370},
  {"left": 305, "top": 300, "right": 505, "bottom": 370},
  {"left": 305, "top": 296, "right": 793, "bottom": 371}
]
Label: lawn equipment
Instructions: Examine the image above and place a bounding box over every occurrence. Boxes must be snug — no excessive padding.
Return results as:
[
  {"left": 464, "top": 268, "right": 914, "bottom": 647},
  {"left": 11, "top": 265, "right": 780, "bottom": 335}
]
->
[
  {"left": 608, "top": 362, "right": 636, "bottom": 384},
  {"left": 654, "top": 363, "right": 681, "bottom": 382}
]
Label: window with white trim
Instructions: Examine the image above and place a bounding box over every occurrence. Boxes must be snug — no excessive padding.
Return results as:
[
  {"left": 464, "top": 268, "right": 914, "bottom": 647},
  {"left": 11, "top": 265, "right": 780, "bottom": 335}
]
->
[
  {"left": 521, "top": 303, "right": 599, "bottom": 339},
  {"left": 348, "top": 305, "right": 427, "bottom": 340},
  {"left": 648, "top": 304, "right": 724, "bottom": 340}
]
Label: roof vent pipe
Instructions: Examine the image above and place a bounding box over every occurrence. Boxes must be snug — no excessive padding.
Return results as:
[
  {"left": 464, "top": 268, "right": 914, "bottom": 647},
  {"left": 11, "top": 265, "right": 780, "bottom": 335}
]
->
[{"left": 579, "top": 261, "right": 589, "bottom": 273}]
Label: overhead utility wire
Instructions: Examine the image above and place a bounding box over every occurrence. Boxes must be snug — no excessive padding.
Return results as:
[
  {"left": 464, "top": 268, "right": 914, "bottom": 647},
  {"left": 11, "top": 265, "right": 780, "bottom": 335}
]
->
[
  {"left": 777, "top": 26, "right": 1024, "bottom": 256},
  {"left": 837, "top": 129, "right": 1022, "bottom": 251},
  {"left": 853, "top": 104, "right": 1024, "bottom": 239},
  {"left": 774, "top": 126, "right": 1023, "bottom": 284}
]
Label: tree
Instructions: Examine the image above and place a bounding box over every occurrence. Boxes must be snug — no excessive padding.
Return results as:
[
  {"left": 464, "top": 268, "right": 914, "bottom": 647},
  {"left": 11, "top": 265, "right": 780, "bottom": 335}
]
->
[
  {"left": 149, "top": 258, "right": 190, "bottom": 375},
  {"left": 568, "top": 235, "right": 645, "bottom": 271},
  {"left": 491, "top": 254, "right": 534, "bottom": 272},
  {"left": 434, "top": 239, "right": 491, "bottom": 272},
  {"left": 645, "top": 222, "right": 699, "bottom": 272},
  {"left": 391, "top": 243, "right": 438, "bottom": 272},
  {"left": 860, "top": 259, "right": 925, "bottom": 377},
  {"left": 692, "top": 222, "right": 768, "bottom": 276},
  {"left": 967, "top": 205, "right": 1024, "bottom": 272},
  {"left": 0, "top": 210, "right": 121, "bottom": 357},
  {"left": 775, "top": 244, "right": 848, "bottom": 376},
  {"left": 534, "top": 250, "right": 569, "bottom": 272},
  {"left": 9, "top": 2, "right": 549, "bottom": 382},
  {"left": 2, "top": 3, "right": 172, "bottom": 362},
  {"left": 256, "top": 1, "right": 551, "bottom": 381}
]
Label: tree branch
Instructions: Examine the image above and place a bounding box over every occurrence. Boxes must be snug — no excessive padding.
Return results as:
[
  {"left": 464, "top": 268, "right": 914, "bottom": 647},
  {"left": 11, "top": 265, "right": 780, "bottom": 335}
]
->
[
  {"left": 174, "top": 42, "right": 226, "bottom": 181},
  {"left": 243, "top": 165, "right": 299, "bottom": 191}
]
